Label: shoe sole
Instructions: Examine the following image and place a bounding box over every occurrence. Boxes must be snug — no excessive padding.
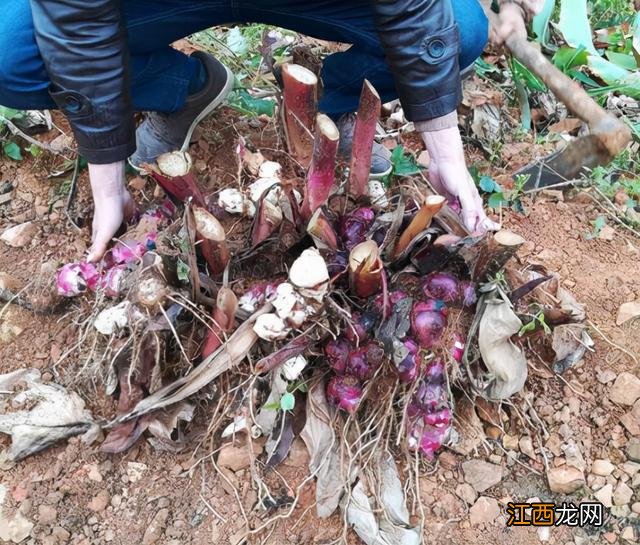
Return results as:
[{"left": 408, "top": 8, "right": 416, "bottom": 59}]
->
[
  {"left": 129, "top": 65, "right": 235, "bottom": 172},
  {"left": 179, "top": 64, "right": 235, "bottom": 153}
]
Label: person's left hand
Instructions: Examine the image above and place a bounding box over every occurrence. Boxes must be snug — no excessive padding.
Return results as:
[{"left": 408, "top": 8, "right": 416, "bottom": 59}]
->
[{"left": 421, "top": 127, "right": 500, "bottom": 235}]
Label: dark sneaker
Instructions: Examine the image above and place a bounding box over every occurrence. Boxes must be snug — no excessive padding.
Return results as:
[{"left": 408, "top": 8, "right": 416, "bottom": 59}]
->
[
  {"left": 129, "top": 52, "right": 234, "bottom": 169},
  {"left": 336, "top": 113, "right": 392, "bottom": 179}
]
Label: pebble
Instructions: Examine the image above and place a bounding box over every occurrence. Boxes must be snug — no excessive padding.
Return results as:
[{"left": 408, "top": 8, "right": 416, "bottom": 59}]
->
[
  {"left": 592, "top": 459, "right": 615, "bottom": 476},
  {"left": 218, "top": 441, "right": 264, "bottom": 472},
  {"left": 38, "top": 505, "right": 57, "bottom": 525},
  {"left": 283, "top": 438, "right": 309, "bottom": 468},
  {"left": 52, "top": 527, "right": 71, "bottom": 543},
  {"left": 1, "top": 222, "right": 38, "bottom": 248},
  {"left": 469, "top": 496, "right": 500, "bottom": 525},
  {"left": 632, "top": 502, "right": 640, "bottom": 514},
  {"left": 597, "top": 368, "right": 617, "bottom": 384},
  {"left": 142, "top": 508, "right": 170, "bottom": 545},
  {"left": 594, "top": 484, "right": 613, "bottom": 508},
  {"left": 88, "top": 490, "right": 110, "bottom": 512},
  {"left": 104, "top": 529, "right": 115, "bottom": 542},
  {"left": 503, "top": 434, "right": 519, "bottom": 451},
  {"left": 613, "top": 481, "right": 633, "bottom": 506},
  {"left": 621, "top": 526, "right": 636, "bottom": 542},
  {"left": 609, "top": 373, "right": 640, "bottom": 406},
  {"left": 110, "top": 495, "right": 122, "bottom": 508},
  {"left": 461, "top": 460, "right": 503, "bottom": 493},
  {"left": 0, "top": 512, "right": 34, "bottom": 543},
  {"left": 628, "top": 443, "right": 640, "bottom": 463},
  {"left": 547, "top": 467, "right": 585, "bottom": 494},
  {"left": 603, "top": 532, "right": 618, "bottom": 544},
  {"left": 455, "top": 483, "right": 477, "bottom": 505},
  {"left": 519, "top": 436, "right": 536, "bottom": 460},
  {"left": 87, "top": 464, "right": 102, "bottom": 482},
  {"left": 620, "top": 403, "right": 640, "bottom": 436}
]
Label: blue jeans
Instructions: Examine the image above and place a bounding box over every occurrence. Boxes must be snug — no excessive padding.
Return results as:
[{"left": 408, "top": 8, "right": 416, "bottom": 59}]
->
[{"left": 0, "top": 0, "right": 487, "bottom": 117}]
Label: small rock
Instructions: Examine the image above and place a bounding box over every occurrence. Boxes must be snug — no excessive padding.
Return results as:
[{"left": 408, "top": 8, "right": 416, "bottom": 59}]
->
[
  {"left": 617, "top": 301, "right": 640, "bottom": 326},
  {"left": 469, "top": 496, "right": 500, "bottom": 525},
  {"left": 594, "top": 484, "right": 613, "bottom": 508},
  {"left": 592, "top": 459, "right": 615, "bottom": 476},
  {"left": 129, "top": 177, "right": 146, "bottom": 191},
  {"left": 621, "top": 403, "right": 640, "bottom": 436},
  {"left": 218, "top": 440, "right": 264, "bottom": 472},
  {"left": 52, "top": 526, "right": 70, "bottom": 543},
  {"left": 611, "top": 504, "right": 631, "bottom": 518},
  {"left": 462, "top": 460, "right": 503, "bottom": 493},
  {"left": 610, "top": 373, "right": 640, "bottom": 406},
  {"left": 87, "top": 464, "right": 102, "bottom": 482},
  {"left": 104, "top": 529, "right": 115, "bottom": 542},
  {"left": 0, "top": 512, "right": 34, "bottom": 543},
  {"left": 283, "top": 438, "right": 309, "bottom": 468},
  {"left": 628, "top": 443, "right": 640, "bottom": 463},
  {"left": 38, "top": 505, "right": 57, "bottom": 525},
  {"left": 1, "top": 222, "right": 38, "bottom": 248},
  {"left": 603, "top": 532, "right": 618, "bottom": 544},
  {"left": 598, "top": 225, "right": 615, "bottom": 241},
  {"left": 597, "top": 368, "right": 617, "bottom": 384},
  {"left": 126, "top": 461, "right": 148, "bottom": 483},
  {"left": 110, "top": 495, "right": 122, "bottom": 508},
  {"left": 88, "top": 490, "right": 110, "bottom": 512},
  {"left": 631, "top": 502, "right": 640, "bottom": 514},
  {"left": 621, "top": 526, "right": 636, "bottom": 542},
  {"left": 0, "top": 272, "right": 20, "bottom": 291},
  {"left": 537, "top": 526, "right": 551, "bottom": 542},
  {"left": 417, "top": 150, "right": 430, "bottom": 168},
  {"left": 519, "top": 436, "right": 536, "bottom": 460},
  {"left": 547, "top": 467, "right": 585, "bottom": 494},
  {"left": 455, "top": 483, "right": 477, "bottom": 505},
  {"left": 613, "top": 481, "right": 633, "bottom": 506},
  {"left": 142, "top": 508, "right": 170, "bottom": 545}
]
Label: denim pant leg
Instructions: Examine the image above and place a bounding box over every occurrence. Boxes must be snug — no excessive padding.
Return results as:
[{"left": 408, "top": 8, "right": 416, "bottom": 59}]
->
[
  {"left": 0, "top": 0, "right": 233, "bottom": 112},
  {"left": 316, "top": 0, "right": 489, "bottom": 117}
]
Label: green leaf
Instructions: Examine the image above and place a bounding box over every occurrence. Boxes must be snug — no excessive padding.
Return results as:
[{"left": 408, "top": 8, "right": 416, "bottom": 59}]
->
[
  {"left": 511, "top": 59, "right": 547, "bottom": 92},
  {"left": 479, "top": 175, "right": 502, "bottom": 193},
  {"left": 0, "top": 106, "right": 21, "bottom": 121},
  {"left": 27, "top": 144, "right": 42, "bottom": 158},
  {"left": 532, "top": 0, "right": 556, "bottom": 46},
  {"left": 587, "top": 55, "right": 640, "bottom": 98},
  {"left": 633, "top": 11, "right": 640, "bottom": 56},
  {"left": 227, "top": 89, "right": 275, "bottom": 117},
  {"left": 226, "top": 27, "right": 248, "bottom": 55},
  {"left": 558, "top": 0, "right": 598, "bottom": 55},
  {"left": 605, "top": 50, "right": 638, "bottom": 70},
  {"left": 487, "top": 192, "right": 507, "bottom": 209},
  {"left": 176, "top": 259, "right": 190, "bottom": 282},
  {"left": 3, "top": 142, "right": 22, "bottom": 161},
  {"left": 280, "top": 392, "right": 295, "bottom": 411},
  {"left": 390, "top": 146, "right": 421, "bottom": 177},
  {"left": 586, "top": 215, "right": 606, "bottom": 239},
  {"left": 552, "top": 47, "right": 589, "bottom": 71}
]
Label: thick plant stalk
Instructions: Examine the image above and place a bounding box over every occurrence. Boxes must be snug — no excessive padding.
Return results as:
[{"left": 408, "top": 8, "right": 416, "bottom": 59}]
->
[
  {"left": 151, "top": 151, "right": 206, "bottom": 206},
  {"left": 307, "top": 208, "right": 338, "bottom": 250},
  {"left": 192, "top": 206, "right": 230, "bottom": 275},
  {"left": 461, "top": 229, "right": 525, "bottom": 282},
  {"left": 251, "top": 199, "right": 283, "bottom": 246},
  {"left": 348, "top": 80, "right": 381, "bottom": 197},
  {"left": 301, "top": 114, "right": 340, "bottom": 219},
  {"left": 282, "top": 64, "right": 318, "bottom": 167},
  {"left": 394, "top": 195, "right": 446, "bottom": 257},
  {"left": 202, "top": 287, "right": 238, "bottom": 358},
  {"left": 349, "top": 240, "right": 383, "bottom": 298}
]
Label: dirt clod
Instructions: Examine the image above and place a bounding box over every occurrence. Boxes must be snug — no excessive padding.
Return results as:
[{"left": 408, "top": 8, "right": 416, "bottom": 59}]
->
[{"left": 88, "top": 490, "right": 110, "bottom": 513}]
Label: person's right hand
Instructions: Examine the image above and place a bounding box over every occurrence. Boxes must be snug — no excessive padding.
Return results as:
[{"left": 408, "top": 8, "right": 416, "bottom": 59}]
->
[{"left": 87, "top": 161, "right": 137, "bottom": 263}]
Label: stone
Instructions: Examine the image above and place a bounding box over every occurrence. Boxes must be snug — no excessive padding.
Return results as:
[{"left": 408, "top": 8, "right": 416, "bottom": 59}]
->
[
  {"left": 537, "top": 526, "right": 551, "bottom": 542},
  {"left": 592, "top": 459, "right": 615, "bottom": 477},
  {"left": 617, "top": 301, "right": 640, "bottom": 326},
  {"left": 613, "top": 481, "right": 633, "bottom": 506},
  {"left": 622, "top": 526, "right": 637, "bottom": 542},
  {"left": 631, "top": 502, "right": 640, "bottom": 514},
  {"left": 283, "top": 438, "right": 309, "bottom": 468},
  {"left": 0, "top": 512, "right": 34, "bottom": 543},
  {"left": 519, "top": 436, "right": 536, "bottom": 459},
  {"left": 461, "top": 460, "right": 503, "bottom": 493},
  {"left": 455, "top": 483, "right": 477, "bottom": 505},
  {"left": 628, "top": 443, "right": 640, "bottom": 463},
  {"left": 469, "top": 496, "right": 500, "bottom": 525},
  {"left": 603, "top": 532, "right": 617, "bottom": 544},
  {"left": 142, "top": 508, "right": 170, "bottom": 545},
  {"left": 597, "top": 368, "right": 617, "bottom": 384},
  {"left": 594, "top": 484, "right": 613, "bottom": 508},
  {"left": 547, "top": 467, "right": 585, "bottom": 494},
  {"left": 417, "top": 150, "right": 430, "bottom": 168},
  {"left": 0, "top": 272, "right": 20, "bottom": 291},
  {"left": 104, "top": 529, "right": 115, "bottom": 542},
  {"left": 88, "top": 490, "right": 110, "bottom": 512},
  {"left": 87, "top": 464, "right": 102, "bottom": 483},
  {"left": 126, "top": 462, "right": 148, "bottom": 483},
  {"left": 611, "top": 505, "right": 631, "bottom": 518},
  {"left": 218, "top": 441, "right": 263, "bottom": 472},
  {"left": 38, "top": 505, "right": 57, "bottom": 525},
  {"left": 0, "top": 222, "right": 38, "bottom": 248},
  {"left": 52, "top": 527, "right": 71, "bottom": 543},
  {"left": 610, "top": 373, "right": 640, "bottom": 406},
  {"left": 621, "top": 403, "right": 640, "bottom": 436}
]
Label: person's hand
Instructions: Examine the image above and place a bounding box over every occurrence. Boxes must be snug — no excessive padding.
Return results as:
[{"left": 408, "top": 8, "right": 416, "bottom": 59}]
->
[
  {"left": 87, "top": 161, "right": 137, "bottom": 262},
  {"left": 421, "top": 127, "right": 500, "bottom": 235},
  {"left": 491, "top": 0, "right": 544, "bottom": 45}
]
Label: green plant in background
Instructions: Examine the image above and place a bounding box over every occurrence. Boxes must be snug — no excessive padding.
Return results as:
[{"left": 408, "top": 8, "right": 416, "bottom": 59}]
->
[
  {"left": 380, "top": 145, "right": 423, "bottom": 187},
  {"left": 585, "top": 214, "right": 607, "bottom": 239},
  {"left": 0, "top": 106, "right": 24, "bottom": 161},
  {"left": 475, "top": 173, "right": 529, "bottom": 213},
  {"left": 518, "top": 310, "right": 552, "bottom": 336}
]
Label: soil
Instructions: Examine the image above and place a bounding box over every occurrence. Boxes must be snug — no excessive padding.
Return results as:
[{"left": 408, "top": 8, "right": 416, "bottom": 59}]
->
[{"left": 0, "top": 99, "right": 639, "bottom": 545}]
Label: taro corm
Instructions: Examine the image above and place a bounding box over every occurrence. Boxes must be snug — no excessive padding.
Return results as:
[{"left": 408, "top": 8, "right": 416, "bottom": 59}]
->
[
  {"left": 327, "top": 375, "right": 363, "bottom": 413},
  {"left": 422, "top": 272, "right": 460, "bottom": 302},
  {"left": 339, "top": 207, "right": 375, "bottom": 251},
  {"left": 410, "top": 301, "right": 448, "bottom": 348}
]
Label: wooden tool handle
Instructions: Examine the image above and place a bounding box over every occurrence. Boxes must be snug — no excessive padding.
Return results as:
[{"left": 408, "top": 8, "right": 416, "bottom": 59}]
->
[{"left": 480, "top": 2, "right": 631, "bottom": 156}]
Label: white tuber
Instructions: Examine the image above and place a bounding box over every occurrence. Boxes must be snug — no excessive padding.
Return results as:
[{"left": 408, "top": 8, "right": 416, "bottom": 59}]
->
[
  {"left": 218, "top": 188, "right": 256, "bottom": 217},
  {"left": 253, "top": 313, "right": 291, "bottom": 341},
  {"left": 282, "top": 355, "right": 308, "bottom": 381},
  {"left": 94, "top": 301, "right": 130, "bottom": 335},
  {"left": 289, "top": 248, "right": 329, "bottom": 301},
  {"left": 258, "top": 161, "right": 282, "bottom": 179},
  {"left": 156, "top": 150, "right": 192, "bottom": 177}
]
